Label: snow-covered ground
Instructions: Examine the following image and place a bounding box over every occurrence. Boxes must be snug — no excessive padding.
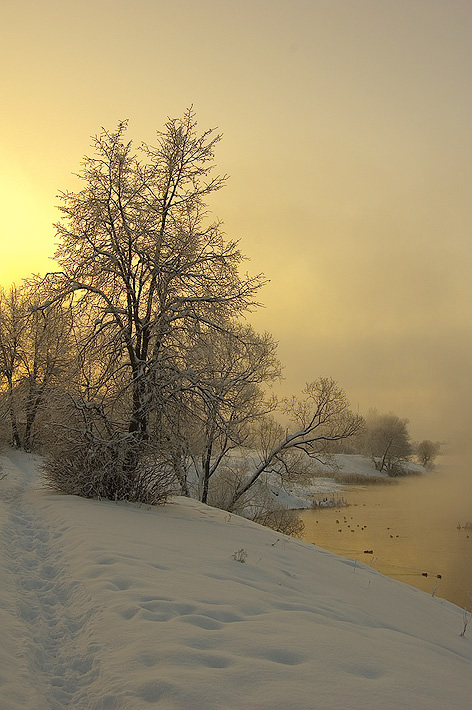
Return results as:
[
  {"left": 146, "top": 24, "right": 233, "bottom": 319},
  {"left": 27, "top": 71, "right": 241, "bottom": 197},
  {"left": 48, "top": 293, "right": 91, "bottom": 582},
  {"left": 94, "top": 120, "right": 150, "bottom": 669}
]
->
[{"left": 1, "top": 449, "right": 470, "bottom": 710}]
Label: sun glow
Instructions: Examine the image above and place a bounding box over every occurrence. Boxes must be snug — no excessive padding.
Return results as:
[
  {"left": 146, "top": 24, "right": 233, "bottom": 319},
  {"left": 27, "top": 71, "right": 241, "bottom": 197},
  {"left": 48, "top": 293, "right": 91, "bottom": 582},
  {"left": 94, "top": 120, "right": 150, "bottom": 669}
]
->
[
  {"left": 0, "top": 165, "right": 57, "bottom": 286},
  {"left": 1, "top": 0, "right": 470, "bottom": 443}
]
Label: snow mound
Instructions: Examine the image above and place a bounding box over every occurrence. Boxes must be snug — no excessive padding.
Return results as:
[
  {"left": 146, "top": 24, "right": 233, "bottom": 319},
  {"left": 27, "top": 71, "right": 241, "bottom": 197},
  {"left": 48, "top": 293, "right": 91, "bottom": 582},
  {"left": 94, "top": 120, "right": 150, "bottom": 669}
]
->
[{"left": 1, "top": 450, "right": 470, "bottom": 709}]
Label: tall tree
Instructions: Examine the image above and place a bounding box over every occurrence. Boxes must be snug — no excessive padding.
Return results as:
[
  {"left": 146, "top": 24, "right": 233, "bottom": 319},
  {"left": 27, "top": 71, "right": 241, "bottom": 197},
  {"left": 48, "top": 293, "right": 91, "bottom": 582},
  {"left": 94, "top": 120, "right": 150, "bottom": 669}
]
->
[
  {"left": 0, "top": 283, "right": 75, "bottom": 451},
  {"left": 19, "top": 286, "right": 75, "bottom": 451},
  {"left": 0, "top": 286, "right": 25, "bottom": 447},
  {"left": 181, "top": 324, "right": 280, "bottom": 503},
  {"left": 40, "top": 109, "right": 266, "bottom": 495}
]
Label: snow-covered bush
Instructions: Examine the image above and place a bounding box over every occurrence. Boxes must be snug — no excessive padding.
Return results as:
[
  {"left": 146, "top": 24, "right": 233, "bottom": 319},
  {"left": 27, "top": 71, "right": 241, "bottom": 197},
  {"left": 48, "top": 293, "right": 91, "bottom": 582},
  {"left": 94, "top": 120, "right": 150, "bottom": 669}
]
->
[
  {"left": 251, "top": 506, "right": 305, "bottom": 538},
  {"left": 416, "top": 440, "right": 441, "bottom": 468},
  {"left": 361, "top": 411, "right": 412, "bottom": 475},
  {"left": 206, "top": 466, "right": 305, "bottom": 538},
  {"left": 41, "top": 435, "right": 176, "bottom": 505}
]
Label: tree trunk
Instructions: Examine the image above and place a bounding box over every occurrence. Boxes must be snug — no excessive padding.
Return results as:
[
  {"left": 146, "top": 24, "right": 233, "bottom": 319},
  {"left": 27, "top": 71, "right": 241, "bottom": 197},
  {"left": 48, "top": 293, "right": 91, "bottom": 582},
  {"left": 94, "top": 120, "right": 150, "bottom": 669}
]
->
[
  {"left": 24, "top": 382, "right": 43, "bottom": 452},
  {"left": 7, "top": 375, "right": 21, "bottom": 448},
  {"left": 201, "top": 450, "right": 212, "bottom": 504},
  {"left": 379, "top": 440, "right": 393, "bottom": 472},
  {"left": 128, "top": 368, "right": 149, "bottom": 441}
]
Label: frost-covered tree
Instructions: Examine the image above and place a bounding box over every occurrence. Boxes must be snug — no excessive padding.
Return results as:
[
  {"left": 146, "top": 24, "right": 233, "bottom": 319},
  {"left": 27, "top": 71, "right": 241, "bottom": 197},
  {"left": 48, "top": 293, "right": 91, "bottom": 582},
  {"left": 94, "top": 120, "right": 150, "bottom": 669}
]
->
[
  {"left": 228, "top": 378, "right": 363, "bottom": 510},
  {"left": 0, "top": 285, "right": 25, "bottom": 447},
  {"left": 180, "top": 324, "right": 280, "bottom": 503},
  {"left": 365, "top": 411, "right": 412, "bottom": 475},
  {"left": 0, "top": 283, "right": 75, "bottom": 451},
  {"left": 38, "top": 109, "right": 266, "bottom": 499},
  {"left": 416, "top": 439, "right": 440, "bottom": 468},
  {"left": 20, "top": 286, "right": 75, "bottom": 451}
]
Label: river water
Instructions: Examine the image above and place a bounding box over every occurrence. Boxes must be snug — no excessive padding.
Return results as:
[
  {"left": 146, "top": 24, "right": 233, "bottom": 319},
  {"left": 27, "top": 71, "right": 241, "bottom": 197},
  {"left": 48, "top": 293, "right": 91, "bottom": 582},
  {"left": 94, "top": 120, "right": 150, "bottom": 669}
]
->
[{"left": 299, "top": 454, "right": 472, "bottom": 610}]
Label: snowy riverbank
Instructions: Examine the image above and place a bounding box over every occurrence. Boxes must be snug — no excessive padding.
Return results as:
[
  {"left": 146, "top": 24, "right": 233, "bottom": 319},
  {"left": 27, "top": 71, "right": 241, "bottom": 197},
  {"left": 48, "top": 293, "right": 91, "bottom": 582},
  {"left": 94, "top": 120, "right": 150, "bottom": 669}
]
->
[
  {"left": 1, "top": 449, "right": 470, "bottom": 709},
  {"left": 265, "top": 453, "right": 427, "bottom": 510}
]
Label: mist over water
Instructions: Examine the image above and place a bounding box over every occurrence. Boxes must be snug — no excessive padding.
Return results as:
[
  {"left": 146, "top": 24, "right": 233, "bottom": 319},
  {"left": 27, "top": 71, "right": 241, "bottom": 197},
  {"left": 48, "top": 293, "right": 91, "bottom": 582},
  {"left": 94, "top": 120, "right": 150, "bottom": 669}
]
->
[{"left": 300, "top": 454, "right": 472, "bottom": 610}]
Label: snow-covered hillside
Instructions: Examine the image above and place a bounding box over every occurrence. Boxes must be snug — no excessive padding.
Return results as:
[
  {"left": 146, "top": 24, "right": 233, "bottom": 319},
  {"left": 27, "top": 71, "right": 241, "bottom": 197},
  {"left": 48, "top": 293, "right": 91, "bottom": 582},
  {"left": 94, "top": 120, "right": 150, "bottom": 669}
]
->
[{"left": 1, "top": 449, "right": 470, "bottom": 710}]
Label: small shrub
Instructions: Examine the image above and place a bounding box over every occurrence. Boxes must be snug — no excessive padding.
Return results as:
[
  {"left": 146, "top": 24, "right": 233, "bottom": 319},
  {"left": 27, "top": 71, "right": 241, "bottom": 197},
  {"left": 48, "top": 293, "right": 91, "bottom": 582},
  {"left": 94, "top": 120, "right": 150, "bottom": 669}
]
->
[
  {"left": 252, "top": 507, "right": 305, "bottom": 538},
  {"left": 416, "top": 440, "right": 441, "bottom": 468},
  {"left": 42, "top": 436, "right": 177, "bottom": 505},
  {"left": 331, "top": 472, "right": 398, "bottom": 485},
  {"left": 386, "top": 461, "right": 409, "bottom": 477},
  {"left": 310, "top": 494, "right": 347, "bottom": 508},
  {"left": 232, "top": 548, "right": 248, "bottom": 563},
  {"left": 207, "top": 468, "right": 305, "bottom": 538}
]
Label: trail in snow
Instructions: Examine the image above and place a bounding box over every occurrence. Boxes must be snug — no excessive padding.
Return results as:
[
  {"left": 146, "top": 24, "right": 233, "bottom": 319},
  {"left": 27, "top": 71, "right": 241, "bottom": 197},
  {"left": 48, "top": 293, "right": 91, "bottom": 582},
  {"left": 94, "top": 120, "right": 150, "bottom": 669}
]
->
[
  {"left": 1, "top": 449, "right": 471, "bottom": 710},
  {"left": 1, "top": 451, "right": 99, "bottom": 710}
]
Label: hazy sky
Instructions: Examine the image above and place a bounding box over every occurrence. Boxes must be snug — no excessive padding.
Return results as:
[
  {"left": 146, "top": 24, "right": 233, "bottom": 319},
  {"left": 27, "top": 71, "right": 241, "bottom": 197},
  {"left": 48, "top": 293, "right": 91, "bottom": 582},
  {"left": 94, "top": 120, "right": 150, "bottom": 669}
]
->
[{"left": 1, "top": 0, "right": 471, "bottom": 443}]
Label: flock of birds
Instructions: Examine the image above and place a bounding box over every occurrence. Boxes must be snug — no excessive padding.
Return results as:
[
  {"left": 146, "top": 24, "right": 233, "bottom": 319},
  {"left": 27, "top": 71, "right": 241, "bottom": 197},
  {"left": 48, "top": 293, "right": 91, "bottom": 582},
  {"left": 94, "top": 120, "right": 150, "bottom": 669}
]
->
[{"left": 312, "top": 511, "right": 443, "bottom": 581}]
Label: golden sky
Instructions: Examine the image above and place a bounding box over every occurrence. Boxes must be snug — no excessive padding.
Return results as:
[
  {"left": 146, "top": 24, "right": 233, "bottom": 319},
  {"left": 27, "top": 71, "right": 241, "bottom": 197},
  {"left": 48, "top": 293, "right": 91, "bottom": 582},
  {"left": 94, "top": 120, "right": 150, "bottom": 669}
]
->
[{"left": 1, "top": 0, "right": 471, "bottom": 443}]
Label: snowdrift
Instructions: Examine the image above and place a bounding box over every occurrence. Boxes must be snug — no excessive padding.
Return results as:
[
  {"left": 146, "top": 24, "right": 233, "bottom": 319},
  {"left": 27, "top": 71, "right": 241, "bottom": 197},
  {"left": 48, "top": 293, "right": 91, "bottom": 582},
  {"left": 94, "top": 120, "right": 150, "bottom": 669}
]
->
[{"left": 1, "top": 450, "right": 470, "bottom": 709}]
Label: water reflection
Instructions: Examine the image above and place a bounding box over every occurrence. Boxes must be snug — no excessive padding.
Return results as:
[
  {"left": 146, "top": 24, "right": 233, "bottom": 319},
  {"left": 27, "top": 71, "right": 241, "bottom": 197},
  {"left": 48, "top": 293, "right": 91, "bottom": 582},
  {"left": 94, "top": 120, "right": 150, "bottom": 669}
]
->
[{"left": 299, "top": 455, "right": 472, "bottom": 609}]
